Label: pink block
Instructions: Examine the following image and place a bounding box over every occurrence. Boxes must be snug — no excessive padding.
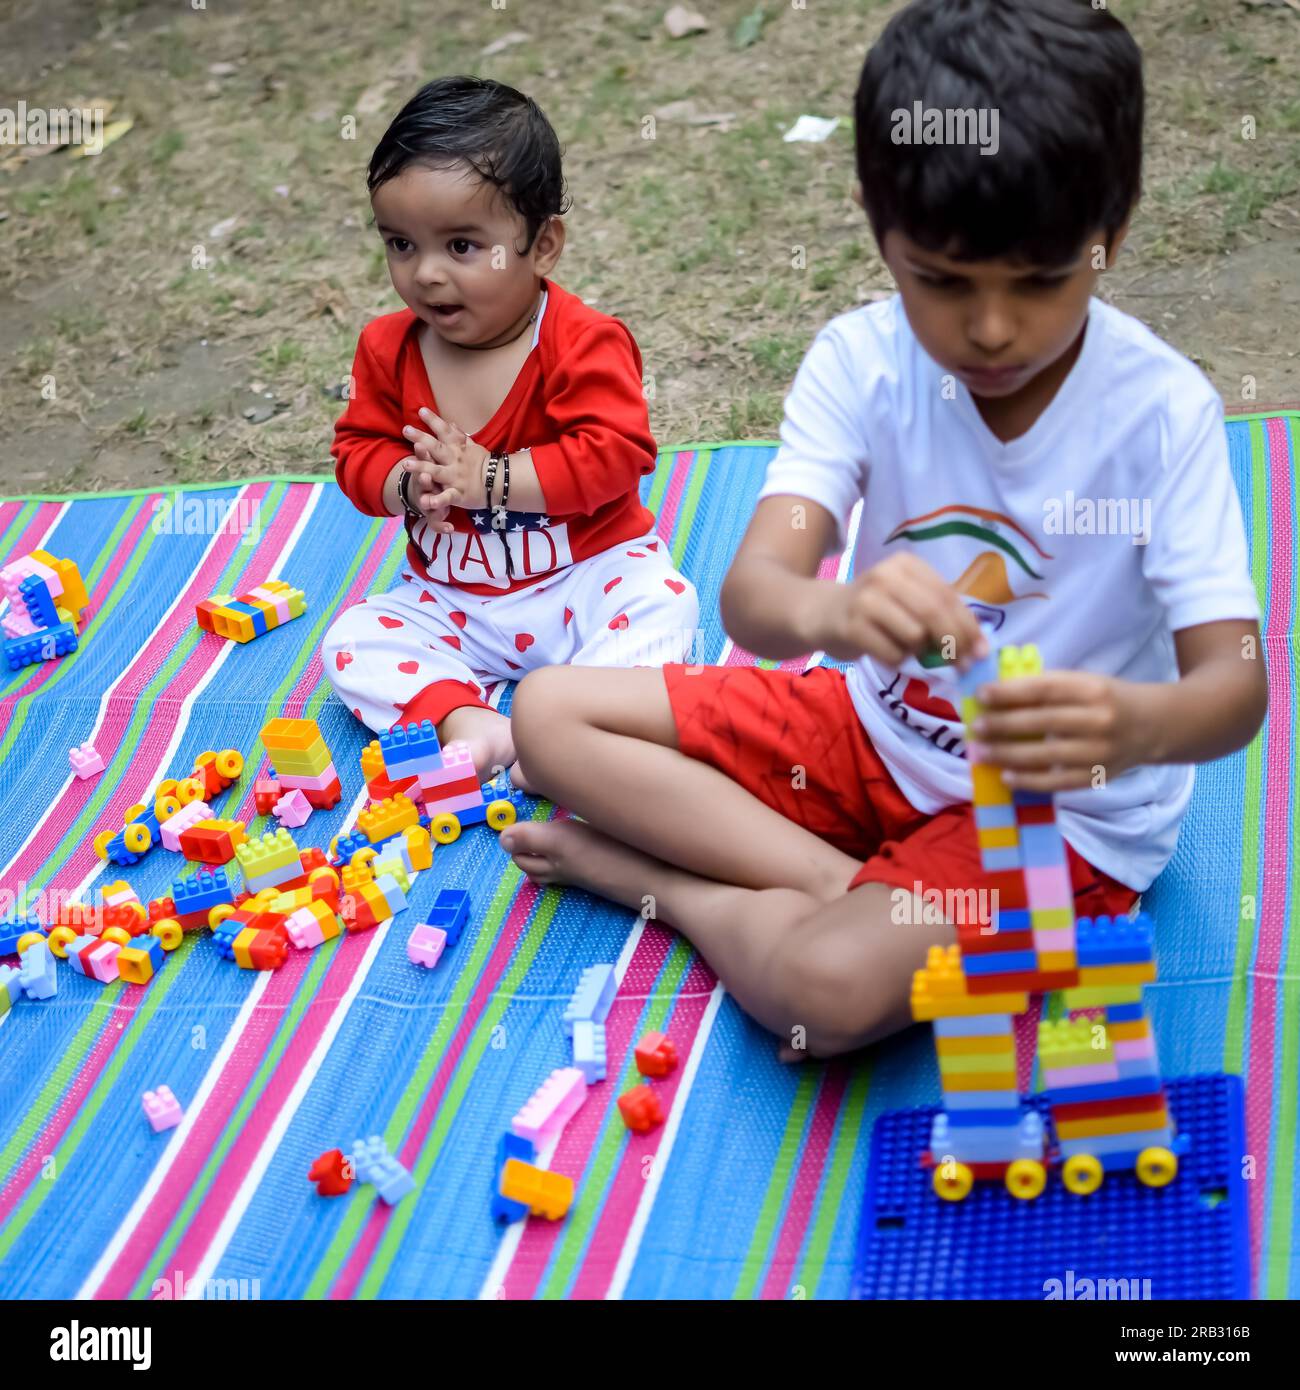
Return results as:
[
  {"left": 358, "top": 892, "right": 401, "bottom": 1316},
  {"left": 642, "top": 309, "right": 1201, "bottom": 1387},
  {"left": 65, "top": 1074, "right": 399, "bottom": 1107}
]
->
[
  {"left": 88, "top": 941, "right": 121, "bottom": 982},
  {"left": 1041, "top": 1061, "right": 1120, "bottom": 1089},
  {"left": 142, "top": 1085, "right": 183, "bottom": 1132},
  {"left": 1114, "top": 1036, "right": 1156, "bottom": 1061},
  {"left": 285, "top": 906, "right": 326, "bottom": 950},
  {"left": 161, "top": 800, "right": 213, "bottom": 852},
  {"left": 416, "top": 761, "right": 481, "bottom": 793},
  {"left": 510, "top": 1067, "right": 588, "bottom": 1144},
  {"left": 3, "top": 609, "right": 38, "bottom": 638},
  {"left": 101, "top": 882, "right": 141, "bottom": 910},
  {"left": 273, "top": 788, "right": 312, "bottom": 828},
  {"left": 69, "top": 741, "right": 105, "bottom": 779},
  {"left": 439, "top": 741, "right": 475, "bottom": 775},
  {"left": 407, "top": 923, "right": 446, "bottom": 969},
  {"left": 1024, "top": 863, "right": 1072, "bottom": 905},
  {"left": 1034, "top": 927, "right": 1076, "bottom": 952},
  {"left": 279, "top": 764, "right": 338, "bottom": 792}
]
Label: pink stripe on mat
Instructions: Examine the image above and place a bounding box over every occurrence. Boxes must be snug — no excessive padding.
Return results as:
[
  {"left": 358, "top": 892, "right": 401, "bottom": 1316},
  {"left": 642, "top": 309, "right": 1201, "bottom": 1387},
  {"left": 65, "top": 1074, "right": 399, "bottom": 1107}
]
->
[
  {"left": 0, "top": 498, "right": 158, "bottom": 727},
  {"left": 328, "top": 874, "right": 551, "bottom": 1300},
  {"left": 88, "top": 516, "right": 401, "bottom": 1295},
  {"left": 652, "top": 451, "right": 694, "bottom": 545},
  {"left": 568, "top": 957, "right": 719, "bottom": 1301},
  {"left": 1, "top": 484, "right": 289, "bottom": 885},
  {"left": 0, "top": 502, "right": 65, "bottom": 582},
  {"left": 759, "top": 1061, "right": 851, "bottom": 1300},
  {"left": 1245, "top": 416, "right": 1295, "bottom": 1271}
]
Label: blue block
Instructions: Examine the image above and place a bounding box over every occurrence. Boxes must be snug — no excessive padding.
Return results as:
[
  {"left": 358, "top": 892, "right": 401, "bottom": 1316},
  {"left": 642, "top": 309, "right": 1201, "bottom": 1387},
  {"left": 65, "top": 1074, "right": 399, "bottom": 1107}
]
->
[
  {"left": 211, "top": 916, "right": 242, "bottom": 961},
  {"left": 1012, "top": 788, "right": 1054, "bottom": 806},
  {"left": 942, "top": 1089, "right": 1022, "bottom": 1110},
  {"left": 330, "top": 830, "right": 373, "bottom": 869},
  {"left": 991, "top": 908, "right": 1031, "bottom": 933},
  {"left": 571, "top": 1019, "right": 608, "bottom": 1083},
  {"left": 351, "top": 1135, "right": 390, "bottom": 1185},
  {"left": 1105, "top": 1001, "right": 1147, "bottom": 1023},
  {"left": 0, "top": 963, "right": 23, "bottom": 1009},
  {"left": 20, "top": 574, "right": 59, "bottom": 628},
  {"left": 854, "top": 1074, "right": 1250, "bottom": 1300},
  {"left": 1076, "top": 912, "right": 1155, "bottom": 966},
  {"left": 375, "top": 873, "right": 408, "bottom": 915},
  {"left": 961, "top": 948, "right": 1037, "bottom": 976},
  {"left": 932, "top": 1015, "right": 1014, "bottom": 1039},
  {"left": 980, "top": 847, "right": 1022, "bottom": 872},
  {"left": 379, "top": 720, "right": 443, "bottom": 777},
  {"left": 1019, "top": 824, "right": 1066, "bottom": 867},
  {"left": 1057, "top": 1125, "right": 1173, "bottom": 1160},
  {"left": 946, "top": 1107, "right": 1032, "bottom": 1127},
  {"left": 974, "top": 803, "right": 1016, "bottom": 830},
  {"left": 132, "top": 935, "right": 166, "bottom": 971},
  {"left": 372, "top": 1156, "right": 416, "bottom": 1205},
  {"left": 173, "top": 868, "right": 231, "bottom": 915},
  {"left": 955, "top": 649, "right": 999, "bottom": 695},
  {"left": 562, "top": 963, "right": 617, "bottom": 1038},
  {"left": 491, "top": 1132, "right": 536, "bottom": 1223},
  {"left": 226, "top": 599, "right": 267, "bottom": 637},
  {"left": 4, "top": 621, "right": 78, "bottom": 671},
  {"left": 1038, "top": 1074, "right": 1164, "bottom": 1104},
  {"left": 18, "top": 940, "right": 57, "bottom": 999},
  {"left": 426, "top": 888, "right": 470, "bottom": 947}
]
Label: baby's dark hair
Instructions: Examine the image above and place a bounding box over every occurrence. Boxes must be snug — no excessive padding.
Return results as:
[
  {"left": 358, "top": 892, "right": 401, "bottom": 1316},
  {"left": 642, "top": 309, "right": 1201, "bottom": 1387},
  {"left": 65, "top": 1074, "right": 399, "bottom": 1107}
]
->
[
  {"left": 368, "top": 76, "right": 569, "bottom": 248},
  {"left": 854, "top": 0, "right": 1143, "bottom": 265}
]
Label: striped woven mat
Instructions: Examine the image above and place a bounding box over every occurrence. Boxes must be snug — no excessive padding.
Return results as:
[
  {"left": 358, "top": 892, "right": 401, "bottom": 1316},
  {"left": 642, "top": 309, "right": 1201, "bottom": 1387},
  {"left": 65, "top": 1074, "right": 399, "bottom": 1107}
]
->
[{"left": 0, "top": 416, "right": 1295, "bottom": 1299}]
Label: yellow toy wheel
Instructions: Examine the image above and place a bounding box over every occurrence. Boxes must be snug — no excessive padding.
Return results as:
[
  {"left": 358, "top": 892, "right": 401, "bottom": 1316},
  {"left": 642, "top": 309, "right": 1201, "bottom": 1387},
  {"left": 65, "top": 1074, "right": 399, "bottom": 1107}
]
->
[
  {"left": 430, "top": 812, "right": 462, "bottom": 845},
  {"left": 215, "top": 749, "right": 243, "bottom": 780},
  {"left": 309, "top": 865, "right": 340, "bottom": 891},
  {"left": 209, "top": 903, "right": 235, "bottom": 929},
  {"left": 1136, "top": 1146, "right": 1178, "bottom": 1188},
  {"left": 101, "top": 926, "right": 132, "bottom": 948},
  {"left": 154, "top": 918, "right": 184, "bottom": 951},
  {"left": 177, "top": 776, "right": 204, "bottom": 805},
  {"left": 486, "top": 799, "right": 517, "bottom": 832},
  {"left": 16, "top": 931, "right": 46, "bottom": 956},
  {"left": 124, "top": 822, "right": 152, "bottom": 854},
  {"left": 93, "top": 830, "right": 115, "bottom": 860},
  {"left": 932, "top": 1162, "right": 974, "bottom": 1202},
  {"left": 47, "top": 925, "right": 78, "bottom": 958},
  {"left": 1062, "top": 1153, "right": 1105, "bottom": 1195},
  {"left": 1005, "top": 1158, "right": 1047, "bottom": 1200},
  {"left": 351, "top": 847, "right": 377, "bottom": 873},
  {"left": 155, "top": 793, "right": 182, "bottom": 822},
  {"left": 125, "top": 802, "right": 147, "bottom": 824}
]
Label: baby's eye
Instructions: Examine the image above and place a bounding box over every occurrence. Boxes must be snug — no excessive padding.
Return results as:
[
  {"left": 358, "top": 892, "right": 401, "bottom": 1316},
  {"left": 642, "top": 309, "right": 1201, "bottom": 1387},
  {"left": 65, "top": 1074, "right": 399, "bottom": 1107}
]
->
[
  {"left": 449, "top": 238, "right": 475, "bottom": 256},
  {"left": 386, "top": 237, "right": 412, "bottom": 254}
]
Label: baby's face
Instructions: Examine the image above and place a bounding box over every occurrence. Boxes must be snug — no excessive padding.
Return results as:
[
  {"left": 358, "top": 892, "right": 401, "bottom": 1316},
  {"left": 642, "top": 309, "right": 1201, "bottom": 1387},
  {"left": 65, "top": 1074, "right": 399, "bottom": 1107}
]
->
[
  {"left": 881, "top": 226, "right": 1120, "bottom": 401},
  {"left": 372, "top": 162, "right": 559, "bottom": 347}
]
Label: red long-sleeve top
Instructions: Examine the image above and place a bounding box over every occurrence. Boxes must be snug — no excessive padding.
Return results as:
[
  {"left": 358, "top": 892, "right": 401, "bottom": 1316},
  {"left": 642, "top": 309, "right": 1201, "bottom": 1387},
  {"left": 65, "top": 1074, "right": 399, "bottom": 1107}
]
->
[{"left": 332, "top": 280, "right": 658, "bottom": 595}]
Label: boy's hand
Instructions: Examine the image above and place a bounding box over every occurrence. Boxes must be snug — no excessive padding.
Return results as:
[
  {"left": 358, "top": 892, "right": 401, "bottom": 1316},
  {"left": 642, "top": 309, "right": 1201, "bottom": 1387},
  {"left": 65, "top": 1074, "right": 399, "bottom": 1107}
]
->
[
  {"left": 813, "top": 552, "right": 988, "bottom": 669},
  {"left": 403, "top": 408, "right": 489, "bottom": 508},
  {"left": 399, "top": 453, "right": 455, "bottom": 535},
  {"left": 966, "top": 671, "right": 1145, "bottom": 792}
]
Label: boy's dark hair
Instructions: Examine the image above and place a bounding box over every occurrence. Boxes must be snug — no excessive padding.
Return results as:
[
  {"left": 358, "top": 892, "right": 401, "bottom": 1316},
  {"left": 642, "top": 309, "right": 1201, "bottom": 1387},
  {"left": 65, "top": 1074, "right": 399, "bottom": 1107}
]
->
[
  {"left": 368, "top": 76, "right": 569, "bottom": 248},
  {"left": 854, "top": 0, "right": 1143, "bottom": 265}
]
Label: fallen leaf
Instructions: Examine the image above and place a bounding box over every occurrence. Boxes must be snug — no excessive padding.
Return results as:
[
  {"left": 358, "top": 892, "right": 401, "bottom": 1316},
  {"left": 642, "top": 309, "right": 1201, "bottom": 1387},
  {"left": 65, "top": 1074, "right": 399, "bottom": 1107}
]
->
[
  {"left": 208, "top": 61, "right": 239, "bottom": 76},
  {"left": 68, "top": 117, "right": 134, "bottom": 159},
  {"left": 734, "top": 4, "right": 767, "bottom": 48},
  {"left": 208, "top": 214, "right": 240, "bottom": 239},
  {"left": 664, "top": 5, "right": 709, "bottom": 38}
]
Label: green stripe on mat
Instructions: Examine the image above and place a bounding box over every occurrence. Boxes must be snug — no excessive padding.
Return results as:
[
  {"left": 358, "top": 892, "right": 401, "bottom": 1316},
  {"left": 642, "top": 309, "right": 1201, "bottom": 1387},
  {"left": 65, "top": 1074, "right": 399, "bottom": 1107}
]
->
[
  {"left": 733, "top": 1066, "right": 821, "bottom": 1300},
  {"left": 540, "top": 937, "right": 695, "bottom": 1299},
  {"left": 671, "top": 449, "right": 711, "bottom": 572},
  {"left": 797, "top": 1063, "right": 872, "bottom": 1300},
  {"left": 0, "top": 500, "right": 39, "bottom": 561}
]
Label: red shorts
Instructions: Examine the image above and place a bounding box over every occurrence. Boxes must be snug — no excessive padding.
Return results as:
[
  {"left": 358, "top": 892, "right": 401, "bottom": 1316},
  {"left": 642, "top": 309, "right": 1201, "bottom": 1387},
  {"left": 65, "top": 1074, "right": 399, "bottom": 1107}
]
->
[{"left": 664, "top": 663, "right": 1139, "bottom": 916}]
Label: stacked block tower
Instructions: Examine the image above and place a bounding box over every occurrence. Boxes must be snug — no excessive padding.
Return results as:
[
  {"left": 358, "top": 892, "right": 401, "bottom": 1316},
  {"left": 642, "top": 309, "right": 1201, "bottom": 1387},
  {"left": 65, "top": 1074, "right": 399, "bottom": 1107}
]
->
[
  {"left": 911, "top": 641, "right": 1176, "bottom": 1200},
  {"left": 261, "top": 717, "right": 341, "bottom": 811},
  {"left": 2, "top": 550, "right": 90, "bottom": 671}
]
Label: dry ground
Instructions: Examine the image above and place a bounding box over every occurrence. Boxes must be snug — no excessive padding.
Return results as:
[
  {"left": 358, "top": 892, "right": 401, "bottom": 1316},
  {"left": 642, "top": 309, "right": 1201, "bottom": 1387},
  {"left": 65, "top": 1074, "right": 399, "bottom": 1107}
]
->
[{"left": 1, "top": 0, "right": 1298, "bottom": 497}]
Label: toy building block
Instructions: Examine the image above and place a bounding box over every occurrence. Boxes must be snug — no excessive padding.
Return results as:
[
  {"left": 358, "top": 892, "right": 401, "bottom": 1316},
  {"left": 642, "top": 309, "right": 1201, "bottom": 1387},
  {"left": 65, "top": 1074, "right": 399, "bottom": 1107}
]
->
[
  {"left": 236, "top": 827, "right": 302, "bottom": 893},
  {"left": 273, "top": 788, "right": 312, "bottom": 828},
  {"left": 407, "top": 923, "right": 446, "bottom": 969},
  {"left": 511, "top": 1068, "right": 588, "bottom": 1145},
  {"left": 491, "top": 1132, "right": 537, "bottom": 1223},
  {"left": 285, "top": 899, "right": 340, "bottom": 950},
  {"left": 69, "top": 741, "right": 104, "bottom": 780},
  {"left": 254, "top": 775, "right": 283, "bottom": 816},
  {"left": 425, "top": 888, "right": 470, "bottom": 947},
  {"left": 562, "top": 963, "right": 617, "bottom": 1038},
  {"left": 379, "top": 720, "right": 444, "bottom": 780},
  {"left": 143, "top": 1086, "right": 183, "bottom": 1133},
  {"left": 374, "top": 872, "right": 408, "bottom": 915},
  {"left": 404, "top": 824, "right": 433, "bottom": 871},
  {"left": 359, "top": 794, "right": 420, "bottom": 846},
  {"left": 499, "top": 1158, "right": 574, "bottom": 1221},
  {"left": 308, "top": 1149, "right": 353, "bottom": 1197},
  {"left": 191, "top": 748, "right": 245, "bottom": 799},
  {"left": 179, "top": 818, "right": 246, "bottom": 865},
  {"left": 4, "top": 621, "right": 77, "bottom": 670},
  {"left": 617, "top": 1084, "right": 665, "bottom": 1135},
  {"left": 0, "top": 963, "right": 22, "bottom": 1015},
  {"left": 197, "top": 579, "right": 305, "bottom": 642},
  {"left": 634, "top": 1030, "right": 678, "bottom": 1078},
  {"left": 160, "top": 799, "right": 213, "bottom": 852},
  {"left": 17, "top": 938, "right": 56, "bottom": 1000},
  {"left": 350, "top": 1135, "right": 415, "bottom": 1205},
  {"left": 117, "top": 935, "right": 165, "bottom": 985},
  {"left": 572, "top": 1020, "right": 607, "bottom": 1084}
]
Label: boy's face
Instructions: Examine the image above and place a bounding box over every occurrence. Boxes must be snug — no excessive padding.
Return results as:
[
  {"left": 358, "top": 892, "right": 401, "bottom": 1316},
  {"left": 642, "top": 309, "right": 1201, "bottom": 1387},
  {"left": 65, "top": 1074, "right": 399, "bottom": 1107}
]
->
[
  {"left": 880, "top": 225, "right": 1122, "bottom": 400},
  {"left": 372, "top": 162, "right": 563, "bottom": 348}
]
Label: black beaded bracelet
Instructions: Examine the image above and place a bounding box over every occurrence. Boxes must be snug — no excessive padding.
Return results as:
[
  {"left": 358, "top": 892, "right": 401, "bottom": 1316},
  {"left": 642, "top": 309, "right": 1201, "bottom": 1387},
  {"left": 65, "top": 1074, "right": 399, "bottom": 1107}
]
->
[
  {"left": 492, "top": 450, "right": 510, "bottom": 532},
  {"left": 483, "top": 451, "right": 500, "bottom": 513},
  {"left": 397, "top": 465, "right": 421, "bottom": 519}
]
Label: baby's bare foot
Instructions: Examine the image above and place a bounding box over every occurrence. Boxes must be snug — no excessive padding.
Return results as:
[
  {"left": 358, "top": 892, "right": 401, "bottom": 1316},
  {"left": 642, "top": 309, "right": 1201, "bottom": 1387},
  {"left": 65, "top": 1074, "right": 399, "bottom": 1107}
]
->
[
  {"left": 500, "top": 819, "right": 663, "bottom": 913},
  {"left": 439, "top": 705, "right": 515, "bottom": 781}
]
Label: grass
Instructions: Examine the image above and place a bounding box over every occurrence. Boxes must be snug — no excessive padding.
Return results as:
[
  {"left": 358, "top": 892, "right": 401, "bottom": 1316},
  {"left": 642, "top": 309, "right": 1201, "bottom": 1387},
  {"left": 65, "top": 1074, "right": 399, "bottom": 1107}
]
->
[{"left": 0, "top": 0, "right": 1298, "bottom": 491}]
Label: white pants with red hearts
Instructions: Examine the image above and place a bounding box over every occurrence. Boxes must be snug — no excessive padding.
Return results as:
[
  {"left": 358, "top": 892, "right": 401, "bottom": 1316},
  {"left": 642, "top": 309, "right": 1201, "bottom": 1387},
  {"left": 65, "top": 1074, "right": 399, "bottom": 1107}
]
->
[{"left": 322, "top": 532, "right": 700, "bottom": 732}]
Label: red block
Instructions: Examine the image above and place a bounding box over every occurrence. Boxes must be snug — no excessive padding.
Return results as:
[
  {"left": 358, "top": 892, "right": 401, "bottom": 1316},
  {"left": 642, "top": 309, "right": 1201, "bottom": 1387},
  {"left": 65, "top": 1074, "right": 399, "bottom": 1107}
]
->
[
  {"left": 1051, "top": 1088, "right": 1167, "bottom": 1123},
  {"left": 254, "top": 776, "right": 282, "bottom": 816},
  {"left": 634, "top": 1031, "right": 678, "bottom": 1078},
  {"left": 302, "top": 776, "right": 342, "bottom": 811},
  {"left": 966, "top": 968, "right": 1080, "bottom": 995},
  {"left": 983, "top": 870, "right": 1028, "bottom": 910},
  {"left": 366, "top": 769, "right": 418, "bottom": 803},
  {"left": 618, "top": 1084, "right": 665, "bottom": 1134},
  {"left": 248, "top": 928, "right": 288, "bottom": 970},
  {"left": 955, "top": 925, "right": 1035, "bottom": 956},
  {"left": 179, "top": 822, "right": 242, "bottom": 865},
  {"left": 1013, "top": 802, "right": 1057, "bottom": 825},
  {"left": 308, "top": 1149, "right": 352, "bottom": 1197}
]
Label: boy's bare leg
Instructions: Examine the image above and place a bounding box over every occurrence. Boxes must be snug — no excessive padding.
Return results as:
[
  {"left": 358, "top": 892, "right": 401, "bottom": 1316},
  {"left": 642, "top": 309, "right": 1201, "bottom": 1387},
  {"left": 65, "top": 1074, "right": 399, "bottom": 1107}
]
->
[
  {"left": 505, "top": 816, "right": 952, "bottom": 1056},
  {"left": 439, "top": 704, "right": 517, "bottom": 782},
  {"left": 509, "top": 665, "right": 856, "bottom": 897}
]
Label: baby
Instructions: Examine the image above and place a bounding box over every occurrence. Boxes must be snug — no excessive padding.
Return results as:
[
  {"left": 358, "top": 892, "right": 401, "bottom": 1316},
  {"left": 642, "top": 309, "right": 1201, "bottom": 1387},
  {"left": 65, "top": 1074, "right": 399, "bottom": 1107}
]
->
[{"left": 324, "top": 76, "right": 698, "bottom": 777}]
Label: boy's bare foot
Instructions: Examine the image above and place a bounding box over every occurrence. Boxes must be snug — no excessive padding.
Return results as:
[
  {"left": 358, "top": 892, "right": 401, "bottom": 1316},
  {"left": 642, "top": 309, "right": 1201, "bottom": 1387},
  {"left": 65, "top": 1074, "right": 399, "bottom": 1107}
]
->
[
  {"left": 500, "top": 819, "right": 662, "bottom": 912},
  {"left": 439, "top": 705, "right": 515, "bottom": 781}
]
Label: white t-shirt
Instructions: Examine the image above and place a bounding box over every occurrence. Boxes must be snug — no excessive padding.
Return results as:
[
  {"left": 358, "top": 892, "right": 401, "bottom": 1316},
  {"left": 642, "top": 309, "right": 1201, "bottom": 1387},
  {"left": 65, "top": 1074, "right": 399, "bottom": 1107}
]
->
[{"left": 756, "top": 294, "right": 1259, "bottom": 891}]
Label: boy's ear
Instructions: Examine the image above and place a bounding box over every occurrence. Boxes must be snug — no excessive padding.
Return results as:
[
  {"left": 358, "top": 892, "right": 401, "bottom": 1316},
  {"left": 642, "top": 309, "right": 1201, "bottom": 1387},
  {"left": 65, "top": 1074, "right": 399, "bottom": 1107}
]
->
[
  {"left": 851, "top": 181, "right": 865, "bottom": 210},
  {"left": 531, "top": 216, "right": 566, "bottom": 277}
]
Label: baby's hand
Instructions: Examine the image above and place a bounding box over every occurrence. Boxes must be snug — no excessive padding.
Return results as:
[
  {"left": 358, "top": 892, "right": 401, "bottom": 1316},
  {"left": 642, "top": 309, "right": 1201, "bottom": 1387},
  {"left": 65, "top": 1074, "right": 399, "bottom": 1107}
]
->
[
  {"left": 814, "top": 553, "right": 987, "bottom": 669},
  {"left": 401, "top": 451, "right": 454, "bottom": 535},
  {"left": 966, "top": 670, "right": 1144, "bottom": 792},
  {"left": 402, "top": 408, "right": 489, "bottom": 508}
]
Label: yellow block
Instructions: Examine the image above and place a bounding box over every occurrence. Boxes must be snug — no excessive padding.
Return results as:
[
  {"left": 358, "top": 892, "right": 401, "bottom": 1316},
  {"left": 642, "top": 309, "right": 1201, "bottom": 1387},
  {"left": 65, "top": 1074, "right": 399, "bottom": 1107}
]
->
[
  {"left": 943, "top": 1071, "right": 1023, "bottom": 1091},
  {"left": 232, "top": 925, "right": 259, "bottom": 969},
  {"left": 978, "top": 825, "right": 1018, "bottom": 850},
  {"left": 1037, "top": 951, "right": 1077, "bottom": 971},
  {"left": 1062, "top": 983, "right": 1143, "bottom": 1008},
  {"left": 939, "top": 1052, "right": 1018, "bottom": 1076},
  {"left": 1030, "top": 907, "right": 1074, "bottom": 931},
  {"left": 972, "top": 763, "right": 1012, "bottom": 806},
  {"left": 935, "top": 1033, "right": 1015, "bottom": 1057},
  {"left": 1055, "top": 1108, "right": 1169, "bottom": 1141},
  {"left": 361, "top": 741, "right": 386, "bottom": 786},
  {"left": 261, "top": 717, "right": 324, "bottom": 752},
  {"left": 1107, "top": 1018, "right": 1151, "bottom": 1042},
  {"left": 1078, "top": 962, "right": 1156, "bottom": 987},
  {"left": 358, "top": 794, "right": 419, "bottom": 846},
  {"left": 404, "top": 825, "right": 432, "bottom": 871}
]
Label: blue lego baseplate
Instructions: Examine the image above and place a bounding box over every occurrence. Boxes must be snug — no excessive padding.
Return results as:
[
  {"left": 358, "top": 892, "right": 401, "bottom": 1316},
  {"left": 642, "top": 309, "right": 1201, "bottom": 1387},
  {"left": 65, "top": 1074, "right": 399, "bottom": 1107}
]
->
[{"left": 851, "top": 1073, "right": 1250, "bottom": 1300}]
